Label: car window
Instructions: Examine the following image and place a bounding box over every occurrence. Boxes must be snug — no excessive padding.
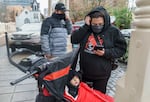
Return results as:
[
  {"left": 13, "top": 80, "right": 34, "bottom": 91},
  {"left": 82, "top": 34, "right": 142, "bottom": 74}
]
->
[
  {"left": 74, "top": 20, "right": 85, "bottom": 25},
  {"left": 20, "top": 23, "right": 42, "bottom": 32}
]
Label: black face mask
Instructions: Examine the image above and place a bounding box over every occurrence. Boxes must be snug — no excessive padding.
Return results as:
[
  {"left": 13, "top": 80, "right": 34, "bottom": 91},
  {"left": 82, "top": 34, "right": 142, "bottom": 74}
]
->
[
  {"left": 54, "top": 13, "right": 65, "bottom": 20},
  {"left": 91, "top": 25, "right": 103, "bottom": 34}
]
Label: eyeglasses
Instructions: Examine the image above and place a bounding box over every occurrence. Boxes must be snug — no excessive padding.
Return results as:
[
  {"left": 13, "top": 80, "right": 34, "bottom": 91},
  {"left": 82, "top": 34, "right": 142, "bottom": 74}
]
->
[{"left": 91, "top": 23, "right": 104, "bottom": 26}]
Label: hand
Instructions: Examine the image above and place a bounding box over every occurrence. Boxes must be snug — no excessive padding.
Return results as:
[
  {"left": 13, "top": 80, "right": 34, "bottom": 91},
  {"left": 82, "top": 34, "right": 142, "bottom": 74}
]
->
[
  {"left": 94, "top": 49, "right": 105, "bottom": 56},
  {"left": 85, "top": 16, "right": 91, "bottom": 26},
  {"left": 44, "top": 54, "right": 53, "bottom": 60},
  {"left": 65, "top": 13, "right": 70, "bottom": 20}
]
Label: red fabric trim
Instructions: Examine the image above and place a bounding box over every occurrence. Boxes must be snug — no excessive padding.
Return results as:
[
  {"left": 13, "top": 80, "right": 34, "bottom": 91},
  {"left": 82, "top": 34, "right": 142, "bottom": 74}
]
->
[
  {"left": 64, "top": 91, "right": 76, "bottom": 102},
  {"left": 43, "top": 87, "right": 51, "bottom": 96},
  {"left": 43, "top": 65, "right": 70, "bottom": 81}
]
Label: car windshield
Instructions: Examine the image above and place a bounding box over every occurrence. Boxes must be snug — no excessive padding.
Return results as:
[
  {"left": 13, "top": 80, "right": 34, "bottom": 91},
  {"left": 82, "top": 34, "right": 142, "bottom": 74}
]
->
[
  {"left": 74, "top": 20, "right": 85, "bottom": 25},
  {"left": 20, "top": 23, "right": 42, "bottom": 32}
]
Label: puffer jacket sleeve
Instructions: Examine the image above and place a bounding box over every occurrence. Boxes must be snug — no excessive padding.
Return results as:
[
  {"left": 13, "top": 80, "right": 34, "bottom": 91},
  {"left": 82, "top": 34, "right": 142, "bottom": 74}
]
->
[
  {"left": 40, "top": 18, "right": 52, "bottom": 54},
  {"left": 104, "top": 28, "right": 127, "bottom": 59},
  {"left": 65, "top": 19, "right": 72, "bottom": 35}
]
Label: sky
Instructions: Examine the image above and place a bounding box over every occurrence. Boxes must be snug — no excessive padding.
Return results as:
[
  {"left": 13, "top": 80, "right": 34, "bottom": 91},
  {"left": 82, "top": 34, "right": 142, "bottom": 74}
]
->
[
  {"left": 128, "top": 0, "right": 136, "bottom": 8},
  {"left": 37, "top": 0, "right": 59, "bottom": 14},
  {"left": 37, "top": 0, "right": 48, "bottom": 14}
]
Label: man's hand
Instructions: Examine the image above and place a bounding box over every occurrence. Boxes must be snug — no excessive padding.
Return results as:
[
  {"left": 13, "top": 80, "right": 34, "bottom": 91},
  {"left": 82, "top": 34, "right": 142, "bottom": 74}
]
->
[
  {"left": 94, "top": 49, "right": 105, "bottom": 56},
  {"left": 65, "top": 13, "right": 70, "bottom": 20},
  {"left": 44, "top": 54, "right": 53, "bottom": 60},
  {"left": 85, "top": 16, "right": 91, "bottom": 26}
]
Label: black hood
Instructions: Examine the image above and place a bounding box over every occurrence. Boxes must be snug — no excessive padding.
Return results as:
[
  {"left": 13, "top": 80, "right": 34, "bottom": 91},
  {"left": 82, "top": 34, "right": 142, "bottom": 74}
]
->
[{"left": 87, "top": 6, "right": 111, "bottom": 32}]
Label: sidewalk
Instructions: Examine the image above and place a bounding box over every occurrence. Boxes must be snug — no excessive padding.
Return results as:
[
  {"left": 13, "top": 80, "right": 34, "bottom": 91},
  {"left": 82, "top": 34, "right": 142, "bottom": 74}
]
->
[
  {"left": 106, "top": 63, "right": 126, "bottom": 97},
  {"left": 0, "top": 33, "right": 5, "bottom": 46},
  {"left": 0, "top": 46, "right": 38, "bottom": 102},
  {"left": 0, "top": 45, "right": 127, "bottom": 102}
]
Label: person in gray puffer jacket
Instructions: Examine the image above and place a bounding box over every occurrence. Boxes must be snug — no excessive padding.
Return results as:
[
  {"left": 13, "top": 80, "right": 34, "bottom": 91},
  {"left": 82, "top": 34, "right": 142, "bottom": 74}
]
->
[{"left": 40, "top": 3, "right": 72, "bottom": 59}]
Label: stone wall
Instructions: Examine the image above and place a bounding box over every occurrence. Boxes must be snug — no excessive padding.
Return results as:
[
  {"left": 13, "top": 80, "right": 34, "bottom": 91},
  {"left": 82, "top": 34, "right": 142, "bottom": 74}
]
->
[
  {"left": 0, "top": 22, "right": 16, "bottom": 46},
  {"left": 115, "top": 0, "right": 150, "bottom": 101},
  {"left": 0, "top": 22, "right": 16, "bottom": 35}
]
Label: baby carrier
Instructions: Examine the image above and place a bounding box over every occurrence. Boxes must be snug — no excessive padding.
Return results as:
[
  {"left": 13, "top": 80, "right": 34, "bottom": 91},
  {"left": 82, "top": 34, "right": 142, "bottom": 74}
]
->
[
  {"left": 10, "top": 48, "right": 114, "bottom": 102},
  {"left": 35, "top": 51, "right": 76, "bottom": 102},
  {"left": 10, "top": 49, "right": 79, "bottom": 102}
]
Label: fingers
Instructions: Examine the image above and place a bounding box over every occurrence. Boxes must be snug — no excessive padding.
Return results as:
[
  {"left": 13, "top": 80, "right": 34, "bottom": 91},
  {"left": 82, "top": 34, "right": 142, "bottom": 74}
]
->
[
  {"left": 44, "top": 54, "right": 53, "bottom": 59},
  {"left": 85, "top": 16, "right": 91, "bottom": 25},
  {"left": 94, "top": 50, "right": 105, "bottom": 56},
  {"left": 65, "top": 15, "right": 69, "bottom": 20},
  {"left": 65, "top": 13, "right": 70, "bottom": 20}
]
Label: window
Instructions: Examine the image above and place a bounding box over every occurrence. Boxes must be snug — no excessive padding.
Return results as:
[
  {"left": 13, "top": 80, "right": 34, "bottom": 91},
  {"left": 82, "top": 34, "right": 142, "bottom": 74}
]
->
[
  {"left": 24, "top": 18, "right": 30, "bottom": 24},
  {"left": 25, "top": 11, "right": 28, "bottom": 14},
  {"left": 34, "top": 13, "right": 38, "bottom": 19}
]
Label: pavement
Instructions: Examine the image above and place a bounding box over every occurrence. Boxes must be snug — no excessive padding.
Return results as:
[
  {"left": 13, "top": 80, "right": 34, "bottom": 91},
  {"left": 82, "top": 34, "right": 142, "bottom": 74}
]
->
[
  {"left": 106, "top": 63, "right": 126, "bottom": 97},
  {"left": 0, "top": 33, "right": 6, "bottom": 46},
  {"left": 0, "top": 46, "right": 38, "bottom": 102},
  {"left": 0, "top": 44, "right": 127, "bottom": 102}
]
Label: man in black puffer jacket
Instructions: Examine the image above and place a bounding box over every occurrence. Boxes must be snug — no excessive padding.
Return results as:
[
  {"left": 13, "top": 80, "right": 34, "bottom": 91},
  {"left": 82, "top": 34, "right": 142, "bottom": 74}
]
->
[
  {"left": 71, "top": 6, "right": 127, "bottom": 94},
  {"left": 41, "top": 3, "right": 72, "bottom": 59}
]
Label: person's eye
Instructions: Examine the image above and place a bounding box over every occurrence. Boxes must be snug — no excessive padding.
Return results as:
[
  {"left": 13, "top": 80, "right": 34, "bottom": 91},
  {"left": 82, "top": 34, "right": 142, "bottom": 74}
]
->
[
  {"left": 97, "top": 24, "right": 104, "bottom": 26},
  {"left": 92, "top": 24, "right": 103, "bottom": 26}
]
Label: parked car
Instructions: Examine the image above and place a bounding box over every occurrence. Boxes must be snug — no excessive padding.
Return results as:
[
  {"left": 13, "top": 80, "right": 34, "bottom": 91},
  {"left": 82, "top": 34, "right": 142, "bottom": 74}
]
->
[
  {"left": 9, "top": 23, "right": 42, "bottom": 52},
  {"left": 71, "top": 20, "right": 85, "bottom": 48},
  {"left": 72, "top": 20, "right": 85, "bottom": 32},
  {"left": 120, "top": 29, "right": 132, "bottom": 38},
  {"left": 119, "top": 29, "right": 133, "bottom": 64}
]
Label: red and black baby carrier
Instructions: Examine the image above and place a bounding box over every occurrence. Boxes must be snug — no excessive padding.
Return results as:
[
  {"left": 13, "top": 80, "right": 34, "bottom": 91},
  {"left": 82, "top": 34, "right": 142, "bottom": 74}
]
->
[
  {"left": 33, "top": 48, "right": 114, "bottom": 102},
  {"left": 35, "top": 51, "right": 76, "bottom": 102}
]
